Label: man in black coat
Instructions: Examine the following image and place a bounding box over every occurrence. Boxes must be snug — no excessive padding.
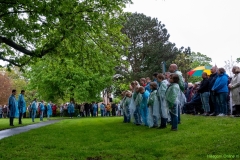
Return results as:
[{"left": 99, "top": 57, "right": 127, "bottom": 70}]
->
[{"left": 208, "top": 66, "right": 218, "bottom": 116}]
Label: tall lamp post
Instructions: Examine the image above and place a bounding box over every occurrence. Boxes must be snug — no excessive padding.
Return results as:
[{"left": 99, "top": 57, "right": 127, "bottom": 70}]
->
[{"left": 161, "top": 61, "right": 166, "bottom": 74}]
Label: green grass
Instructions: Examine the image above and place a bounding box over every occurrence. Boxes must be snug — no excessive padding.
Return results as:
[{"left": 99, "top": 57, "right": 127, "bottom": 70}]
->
[
  {"left": 0, "top": 115, "right": 240, "bottom": 160},
  {"left": 0, "top": 117, "right": 62, "bottom": 130}
]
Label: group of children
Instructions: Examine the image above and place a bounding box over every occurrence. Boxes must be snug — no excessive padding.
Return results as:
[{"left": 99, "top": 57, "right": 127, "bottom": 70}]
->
[{"left": 120, "top": 73, "right": 183, "bottom": 131}]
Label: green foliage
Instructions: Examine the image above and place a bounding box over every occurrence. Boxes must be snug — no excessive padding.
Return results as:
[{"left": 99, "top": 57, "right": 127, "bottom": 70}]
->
[
  {"left": 172, "top": 53, "right": 191, "bottom": 81},
  {"left": 121, "top": 13, "right": 187, "bottom": 81},
  {"left": 113, "top": 97, "right": 120, "bottom": 104},
  {"left": 237, "top": 58, "right": 240, "bottom": 63},
  {"left": 0, "top": 0, "right": 131, "bottom": 67},
  {"left": 0, "top": 115, "right": 239, "bottom": 160},
  {"left": 25, "top": 49, "right": 118, "bottom": 102}
]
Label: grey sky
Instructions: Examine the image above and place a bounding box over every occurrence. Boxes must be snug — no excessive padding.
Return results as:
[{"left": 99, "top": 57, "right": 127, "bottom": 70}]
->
[{"left": 124, "top": 0, "right": 240, "bottom": 67}]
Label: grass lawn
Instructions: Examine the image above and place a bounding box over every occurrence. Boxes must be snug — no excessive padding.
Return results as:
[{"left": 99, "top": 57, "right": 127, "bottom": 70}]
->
[
  {"left": 0, "top": 115, "right": 239, "bottom": 160},
  {"left": 0, "top": 117, "right": 62, "bottom": 130}
]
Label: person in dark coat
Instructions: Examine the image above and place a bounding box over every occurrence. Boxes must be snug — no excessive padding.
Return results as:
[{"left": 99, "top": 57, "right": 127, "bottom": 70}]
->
[
  {"left": 111, "top": 103, "right": 117, "bottom": 116},
  {"left": 198, "top": 72, "right": 210, "bottom": 115},
  {"left": 209, "top": 66, "right": 218, "bottom": 115},
  {"left": 84, "top": 103, "right": 90, "bottom": 117}
]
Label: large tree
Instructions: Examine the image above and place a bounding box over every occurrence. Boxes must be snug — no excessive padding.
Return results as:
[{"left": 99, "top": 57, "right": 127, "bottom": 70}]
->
[
  {"left": 25, "top": 42, "right": 120, "bottom": 102},
  {"left": 0, "top": 0, "right": 131, "bottom": 67},
  {"left": 121, "top": 13, "right": 189, "bottom": 81}
]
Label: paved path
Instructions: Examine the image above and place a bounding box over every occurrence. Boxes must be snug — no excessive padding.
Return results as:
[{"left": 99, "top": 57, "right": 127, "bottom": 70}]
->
[{"left": 0, "top": 120, "right": 61, "bottom": 140}]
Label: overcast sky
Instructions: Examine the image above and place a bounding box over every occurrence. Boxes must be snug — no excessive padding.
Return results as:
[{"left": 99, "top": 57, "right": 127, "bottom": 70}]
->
[{"left": 124, "top": 0, "right": 240, "bottom": 68}]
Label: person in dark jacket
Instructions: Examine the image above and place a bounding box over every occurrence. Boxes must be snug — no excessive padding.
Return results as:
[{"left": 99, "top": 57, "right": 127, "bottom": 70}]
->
[
  {"left": 111, "top": 103, "right": 117, "bottom": 116},
  {"left": 198, "top": 72, "right": 210, "bottom": 115},
  {"left": 84, "top": 103, "right": 90, "bottom": 117},
  {"left": 209, "top": 66, "right": 218, "bottom": 116}
]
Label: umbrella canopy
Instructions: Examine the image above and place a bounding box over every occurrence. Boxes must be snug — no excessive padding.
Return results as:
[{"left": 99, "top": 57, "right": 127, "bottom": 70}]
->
[{"left": 187, "top": 66, "right": 212, "bottom": 76}]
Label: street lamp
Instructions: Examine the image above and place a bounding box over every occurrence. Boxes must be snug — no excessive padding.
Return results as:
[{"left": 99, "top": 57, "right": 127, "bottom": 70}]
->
[{"left": 161, "top": 61, "right": 166, "bottom": 73}]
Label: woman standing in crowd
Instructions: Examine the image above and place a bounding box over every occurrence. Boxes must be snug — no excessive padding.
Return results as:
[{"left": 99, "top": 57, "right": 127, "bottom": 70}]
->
[
  {"left": 31, "top": 98, "right": 37, "bottom": 122},
  {"left": 93, "top": 102, "right": 98, "bottom": 117},
  {"left": 68, "top": 101, "right": 75, "bottom": 118},
  {"left": 47, "top": 102, "right": 52, "bottom": 120},
  {"left": 124, "top": 91, "right": 132, "bottom": 123},
  {"left": 198, "top": 72, "right": 210, "bottom": 116},
  {"left": 212, "top": 68, "right": 229, "bottom": 116},
  {"left": 166, "top": 74, "right": 180, "bottom": 131},
  {"left": 157, "top": 74, "right": 168, "bottom": 129},
  {"left": 229, "top": 66, "right": 240, "bottom": 117},
  {"left": 106, "top": 103, "right": 111, "bottom": 116},
  {"left": 139, "top": 86, "right": 150, "bottom": 126},
  {"left": 134, "top": 86, "right": 142, "bottom": 125},
  {"left": 147, "top": 82, "right": 158, "bottom": 128},
  {"left": 130, "top": 81, "right": 139, "bottom": 123}
]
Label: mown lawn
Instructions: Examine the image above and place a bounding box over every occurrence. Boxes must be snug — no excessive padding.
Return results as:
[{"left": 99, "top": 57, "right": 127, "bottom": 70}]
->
[
  {"left": 0, "top": 115, "right": 239, "bottom": 160},
  {"left": 0, "top": 117, "right": 62, "bottom": 130}
]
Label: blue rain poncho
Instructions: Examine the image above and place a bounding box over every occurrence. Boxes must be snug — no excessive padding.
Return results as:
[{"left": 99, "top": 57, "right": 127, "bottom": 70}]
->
[
  {"left": 18, "top": 94, "right": 26, "bottom": 114},
  {"left": 31, "top": 101, "right": 37, "bottom": 111},
  {"left": 93, "top": 103, "right": 97, "bottom": 115},
  {"left": 147, "top": 90, "right": 158, "bottom": 127},
  {"left": 124, "top": 97, "right": 131, "bottom": 119},
  {"left": 68, "top": 103, "right": 75, "bottom": 114},
  {"left": 157, "top": 81, "right": 168, "bottom": 119},
  {"left": 166, "top": 83, "right": 180, "bottom": 116},
  {"left": 47, "top": 103, "right": 52, "bottom": 116},
  {"left": 175, "top": 70, "right": 185, "bottom": 92},
  {"left": 40, "top": 103, "right": 45, "bottom": 111},
  {"left": 8, "top": 94, "right": 18, "bottom": 118},
  {"left": 129, "top": 91, "right": 137, "bottom": 121}
]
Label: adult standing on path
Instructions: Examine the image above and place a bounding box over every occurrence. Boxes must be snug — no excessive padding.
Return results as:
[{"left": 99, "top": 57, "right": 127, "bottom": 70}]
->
[
  {"left": 168, "top": 64, "right": 186, "bottom": 124},
  {"left": 18, "top": 90, "right": 26, "bottom": 124},
  {"left": 31, "top": 99, "right": 37, "bottom": 122},
  {"left": 8, "top": 89, "right": 18, "bottom": 126},
  {"left": 40, "top": 101, "right": 45, "bottom": 121},
  {"left": 47, "top": 102, "right": 52, "bottom": 120}
]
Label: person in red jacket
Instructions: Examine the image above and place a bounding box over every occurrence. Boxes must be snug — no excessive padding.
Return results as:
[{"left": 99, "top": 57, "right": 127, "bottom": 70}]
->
[{"left": 52, "top": 104, "right": 57, "bottom": 117}]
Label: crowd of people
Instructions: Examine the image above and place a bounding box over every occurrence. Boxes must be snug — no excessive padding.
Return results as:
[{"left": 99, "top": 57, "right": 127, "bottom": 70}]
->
[
  {"left": 119, "top": 64, "right": 240, "bottom": 131},
  {"left": 184, "top": 66, "right": 240, "bottom": 117},
  {"left": 1, "top": 64, "right": 240, "bottom": 129}
]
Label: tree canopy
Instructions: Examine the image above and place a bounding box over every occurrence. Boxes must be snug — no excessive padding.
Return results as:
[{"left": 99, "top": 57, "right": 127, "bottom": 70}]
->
[
  {"left": 0, "top": 0, "right": 131, "bottom": 67},
  {"left": 120, "top": 12, "right": 190, "bottom": 81}
]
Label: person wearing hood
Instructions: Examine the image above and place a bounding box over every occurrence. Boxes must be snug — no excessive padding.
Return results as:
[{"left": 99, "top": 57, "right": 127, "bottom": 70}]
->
[
  {"left": 212, "top": 68, "right": 229, "bottom": 116},
  {"left": 68, "top": 101, "right": 75, "bottom": 118},
  {"left": 18, "top": 90, "right": 26, "bottom": 124},
  {"left": 8, "top": 89, "right": 18, "bottom": 126},
  {"left": 47, "top": 102, "right": 52, "bottom": 120},
  {"left": 31, "top": 98, "right": 37, "bottom": 122}
]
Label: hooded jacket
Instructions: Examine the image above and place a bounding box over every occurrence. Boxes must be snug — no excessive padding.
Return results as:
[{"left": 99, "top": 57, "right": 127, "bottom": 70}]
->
[{"left": 212, "top": 73, "right": 228, "bottom": 93}]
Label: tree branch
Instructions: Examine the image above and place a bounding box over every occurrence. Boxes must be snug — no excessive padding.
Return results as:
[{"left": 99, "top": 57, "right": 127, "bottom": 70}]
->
[
  {"left": 0, "top": 36, "right": 34, "bottom": 56},
  {"left": 0, "top": 10, "right": 34, "bottom": 18},
  {"left": 0, "top": 1, "right": 17, "bottom": 5},
  {"left": 0, "top": 53, "right": 24, "bottom": 67}
]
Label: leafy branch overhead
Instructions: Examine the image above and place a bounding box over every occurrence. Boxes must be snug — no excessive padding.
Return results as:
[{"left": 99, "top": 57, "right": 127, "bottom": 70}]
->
[{"left": 0, "top": 0, "right": 132, "bottom": 67}]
